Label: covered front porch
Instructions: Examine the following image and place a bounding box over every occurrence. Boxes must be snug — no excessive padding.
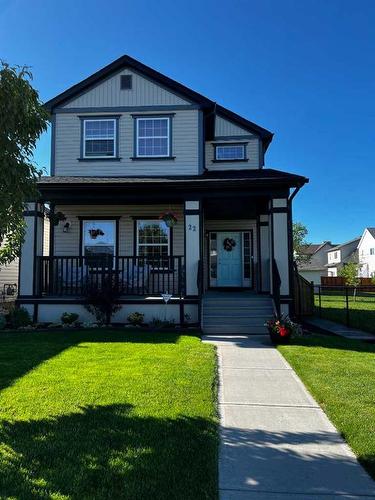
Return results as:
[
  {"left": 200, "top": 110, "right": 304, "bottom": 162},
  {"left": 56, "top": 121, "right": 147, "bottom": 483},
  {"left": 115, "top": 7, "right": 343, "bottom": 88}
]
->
[{"left": 18, "top": 170, "right": 306, "bottom": 324}]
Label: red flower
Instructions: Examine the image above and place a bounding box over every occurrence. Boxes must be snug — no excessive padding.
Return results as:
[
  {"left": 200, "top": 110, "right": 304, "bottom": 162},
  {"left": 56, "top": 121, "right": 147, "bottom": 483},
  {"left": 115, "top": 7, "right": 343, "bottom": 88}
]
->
[{"left": 279, "top": 326, "right": 289, "bottom": 337}]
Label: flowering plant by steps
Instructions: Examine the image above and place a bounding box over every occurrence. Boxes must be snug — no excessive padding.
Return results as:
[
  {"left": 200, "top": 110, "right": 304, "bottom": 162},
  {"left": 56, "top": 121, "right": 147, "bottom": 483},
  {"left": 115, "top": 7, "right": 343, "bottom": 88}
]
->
[{"left": 265, "top": 315, "right": 302, "bottom": 344}]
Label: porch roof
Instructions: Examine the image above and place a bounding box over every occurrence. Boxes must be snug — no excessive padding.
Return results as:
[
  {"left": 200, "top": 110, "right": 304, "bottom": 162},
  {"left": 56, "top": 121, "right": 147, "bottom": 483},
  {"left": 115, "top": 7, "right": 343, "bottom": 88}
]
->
[{"left": 37, "top": 168, "right": 308, "bottom": 203}]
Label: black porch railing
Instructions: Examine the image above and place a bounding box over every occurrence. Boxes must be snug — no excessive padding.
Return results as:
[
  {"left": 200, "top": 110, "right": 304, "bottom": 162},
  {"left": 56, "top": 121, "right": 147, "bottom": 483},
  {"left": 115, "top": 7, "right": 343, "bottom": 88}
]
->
[
  {"left": 36, "top": 256, "right": 185, "bottom": 297},
  {"left": 272, "top": 258, "right": 281, "bottom": 316}
]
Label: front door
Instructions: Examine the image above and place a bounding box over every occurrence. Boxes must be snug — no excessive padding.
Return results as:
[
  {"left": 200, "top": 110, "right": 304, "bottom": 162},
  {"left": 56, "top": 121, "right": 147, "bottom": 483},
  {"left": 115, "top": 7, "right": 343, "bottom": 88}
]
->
[{"left": 217, "top": 232, "right": 242, "bottom": 286}]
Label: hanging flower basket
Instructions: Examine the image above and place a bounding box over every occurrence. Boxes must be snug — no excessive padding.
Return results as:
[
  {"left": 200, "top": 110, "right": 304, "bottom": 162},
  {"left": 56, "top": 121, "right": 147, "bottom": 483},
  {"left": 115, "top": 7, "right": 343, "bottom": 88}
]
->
[
  {"left": 159, "top": 211, "right": 178, "bottom": 228},
  {"left": 48, "top": 211, "right": 66, "bottom": 227},
  {"left": 89, "top": 228, "right": 104, "bottom": 239}
]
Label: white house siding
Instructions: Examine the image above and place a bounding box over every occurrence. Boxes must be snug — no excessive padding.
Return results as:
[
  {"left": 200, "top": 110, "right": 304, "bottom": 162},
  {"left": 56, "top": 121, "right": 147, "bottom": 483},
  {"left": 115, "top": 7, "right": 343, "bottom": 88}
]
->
[
  {"left": 358, "top": 230, "right": 375, "bottom": 277},
  {"left": 205, "top": 137, "right": 260, "bottom": 171},
  {"left": 215, "top": 115, "right": 250, "bottom": 137},
  {"left": 53, "top": 204, "right": 184, "bottom": 257},
  {"left": 203, "top": 219, "right": 258, "bottom": 290},
  {"left": 62, "top": 68, "right": 189, "bottom": 108},
  {"left": 0, "top": 258, "right": 19, "bottom": 295},
  {"left": 54, "top": 109, "right": 199, "bottom": 176}
]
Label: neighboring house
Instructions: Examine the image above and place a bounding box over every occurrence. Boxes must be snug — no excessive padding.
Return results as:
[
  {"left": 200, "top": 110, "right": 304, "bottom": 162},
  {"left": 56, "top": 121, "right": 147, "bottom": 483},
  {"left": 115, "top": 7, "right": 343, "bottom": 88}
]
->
[
  {"left": 298, "top": 242, "right": 336, "bottom": 284},
  {"left": 358, "top": 228, "right": 375, "bottom": 278},
  {"left": 0, "top": 217, "right": 50, "bottom": 302},
  {"left": 326, "top": 237, "right": 360, "bottom": 277},
  {"left": 17, "top": 55, "right": 308, "bottom": 332},
  {"left": 0, "top": 240, "right": 19, "bottom": 301}
]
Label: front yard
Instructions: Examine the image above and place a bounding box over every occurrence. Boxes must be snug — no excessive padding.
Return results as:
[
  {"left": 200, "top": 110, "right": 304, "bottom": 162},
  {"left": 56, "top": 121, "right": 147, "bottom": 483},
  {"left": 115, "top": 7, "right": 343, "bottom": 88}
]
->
[
  {"left": 278, "top": 334, "right": 375, "bottom": 480},
  {"left": 0, "top": 329, "right": 218, "bottom": 499}
]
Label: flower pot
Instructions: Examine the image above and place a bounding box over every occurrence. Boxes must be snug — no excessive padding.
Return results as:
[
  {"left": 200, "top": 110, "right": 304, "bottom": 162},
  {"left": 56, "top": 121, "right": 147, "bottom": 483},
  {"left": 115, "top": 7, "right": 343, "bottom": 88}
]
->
[{"left": 268, "top": 327, "right": 292, "bottom": 345}]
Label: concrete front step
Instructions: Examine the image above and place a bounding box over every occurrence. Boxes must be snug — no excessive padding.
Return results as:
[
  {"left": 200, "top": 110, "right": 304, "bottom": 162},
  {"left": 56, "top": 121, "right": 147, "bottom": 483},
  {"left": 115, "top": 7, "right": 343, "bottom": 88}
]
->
[
  {"left": 204, "top": 317, "right": 267, "bottom": 327},
  {"left": 203, "top": 325, "right": 269, "bottom": 334}
]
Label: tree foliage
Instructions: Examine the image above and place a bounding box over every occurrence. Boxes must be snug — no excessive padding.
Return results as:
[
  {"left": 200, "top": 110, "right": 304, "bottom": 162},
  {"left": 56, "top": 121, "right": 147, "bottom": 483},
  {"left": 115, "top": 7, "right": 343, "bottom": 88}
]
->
[
  {"left": 293, "top": 222, "right": 311, "bottom": 266},
  {"left": 0, "top": 62, "right": 49, "bottom": 265},
  {"left": 339, "top": 262, "right": 360, "bottom": 287}
]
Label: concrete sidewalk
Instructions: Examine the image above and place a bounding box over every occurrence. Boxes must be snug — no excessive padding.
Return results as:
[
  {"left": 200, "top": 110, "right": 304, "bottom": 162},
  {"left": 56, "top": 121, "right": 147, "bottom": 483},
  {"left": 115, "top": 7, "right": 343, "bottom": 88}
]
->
[
  {"left": 203, "top": 335, "right": 375, "bottom": 499},
  {"left": 305, "top": 316, "right": 375, "bottom": 342}
]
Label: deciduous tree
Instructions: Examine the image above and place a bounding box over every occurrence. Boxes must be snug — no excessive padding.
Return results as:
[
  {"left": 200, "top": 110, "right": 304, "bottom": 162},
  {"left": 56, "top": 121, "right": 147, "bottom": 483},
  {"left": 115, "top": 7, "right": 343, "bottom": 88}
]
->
[{"left": 0, "top": 62, "right": 48, "bottom": 265}]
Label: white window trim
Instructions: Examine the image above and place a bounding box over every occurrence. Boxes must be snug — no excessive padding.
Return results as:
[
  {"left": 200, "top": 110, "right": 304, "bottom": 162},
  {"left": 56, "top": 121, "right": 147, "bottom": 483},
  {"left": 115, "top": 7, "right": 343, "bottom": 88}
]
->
[
  {"left": 136, "top": 219, "right": 171, "bottom": 256},
  {"left": 82, "top": 220, "right": 117, "bottom": 257},
  {"left": 136, "top": 117, "right": 170, "bottom": 158},
  {"left": 215, "top": 144, "right": 246, "bottom": 161},
  {"left": 83, "top": 118, "right": 117, "bottom": 159}
]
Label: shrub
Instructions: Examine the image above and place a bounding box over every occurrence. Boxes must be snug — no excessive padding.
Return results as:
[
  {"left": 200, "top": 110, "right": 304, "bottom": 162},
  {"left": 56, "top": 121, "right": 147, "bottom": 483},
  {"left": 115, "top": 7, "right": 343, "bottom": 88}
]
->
[
  {"left": 84, "top": 276, "right": 121, "bottom": 325},
  {"left": 61, "top": 312, "right": 79, "bottom": 325},
  {"left": 149, "top": 317, "right": 175, "bottom": 329},
  {"left": 8, "top": 307, "right": 31, "bottom": 329},
  {"left": 127, "top": 312, "right": 144, "bottom": 326}
]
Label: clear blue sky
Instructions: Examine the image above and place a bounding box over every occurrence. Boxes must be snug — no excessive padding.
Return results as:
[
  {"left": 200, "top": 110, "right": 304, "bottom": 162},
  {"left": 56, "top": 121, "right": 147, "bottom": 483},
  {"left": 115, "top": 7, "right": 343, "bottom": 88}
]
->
[{"left": 1, "top": 0, "right": 374, "bottom": 244}]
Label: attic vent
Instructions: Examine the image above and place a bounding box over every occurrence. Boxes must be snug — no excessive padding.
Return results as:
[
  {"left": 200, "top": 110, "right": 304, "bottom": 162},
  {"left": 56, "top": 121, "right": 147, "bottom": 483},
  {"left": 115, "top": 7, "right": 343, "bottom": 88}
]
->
[{"left": 120, "top": 75, "right": 132, "bottom": 90}]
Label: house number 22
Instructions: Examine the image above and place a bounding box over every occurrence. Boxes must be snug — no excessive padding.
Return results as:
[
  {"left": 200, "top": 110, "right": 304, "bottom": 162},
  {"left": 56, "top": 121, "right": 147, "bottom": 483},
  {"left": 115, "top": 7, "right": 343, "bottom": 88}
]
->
[{"left": 188, "top": 224, "right": 197, "bottom": 232}]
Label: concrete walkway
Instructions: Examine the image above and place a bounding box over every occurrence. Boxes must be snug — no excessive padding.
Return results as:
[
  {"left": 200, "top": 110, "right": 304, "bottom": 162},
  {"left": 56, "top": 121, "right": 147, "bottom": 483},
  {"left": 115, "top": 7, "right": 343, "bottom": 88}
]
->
[
  {"left": 305, "top": 316, "right": 375, "bottom": 342},
  {"left": 203, "top": 334, "right": 375, "bottom": 499}
]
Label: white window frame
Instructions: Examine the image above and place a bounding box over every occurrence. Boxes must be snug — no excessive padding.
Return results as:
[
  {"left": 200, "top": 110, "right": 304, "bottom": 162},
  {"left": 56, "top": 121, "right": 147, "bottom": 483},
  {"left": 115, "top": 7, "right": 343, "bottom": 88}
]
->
[
  {"left": 136, "top": 117, "right": 170, "bottom": 158},
  {"left": 136, "top": 219, "right": 171, "bottom": 257},
  {"left": 215, "top": 144, "right": 246, "bottom": 161},
  {"left": 83, "top": 118, "right": 117, "bottom": 159},
  {"left": 82, "top": 219, "right": 117, "bottom": 257}
]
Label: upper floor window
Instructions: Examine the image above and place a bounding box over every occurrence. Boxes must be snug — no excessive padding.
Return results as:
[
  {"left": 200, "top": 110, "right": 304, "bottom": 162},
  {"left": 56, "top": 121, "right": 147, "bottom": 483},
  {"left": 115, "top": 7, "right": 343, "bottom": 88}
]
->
[
  {"left": 136, "top": 117, "right": 171, "bottom": 158},
  {"left": 83, "top": 119, "right": 117, "bottom": 158},
  {"left": 214, "top": 144, "right": 246, "bottom": 161},
  {"left": 370, "top": 248, "right": 375, "bottom": 255}
]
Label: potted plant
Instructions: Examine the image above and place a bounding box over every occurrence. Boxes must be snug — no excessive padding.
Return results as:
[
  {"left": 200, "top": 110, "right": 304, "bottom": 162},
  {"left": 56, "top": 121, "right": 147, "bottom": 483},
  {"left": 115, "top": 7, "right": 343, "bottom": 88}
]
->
[{"left": 265, "top": 315, "right": 301, "bottom": 345}]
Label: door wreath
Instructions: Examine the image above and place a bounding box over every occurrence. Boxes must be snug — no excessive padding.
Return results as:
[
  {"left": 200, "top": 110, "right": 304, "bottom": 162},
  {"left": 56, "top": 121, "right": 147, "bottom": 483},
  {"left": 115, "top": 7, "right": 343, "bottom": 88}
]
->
[{"left": 223, "top": 237, "right": 236, "bottom": 251}]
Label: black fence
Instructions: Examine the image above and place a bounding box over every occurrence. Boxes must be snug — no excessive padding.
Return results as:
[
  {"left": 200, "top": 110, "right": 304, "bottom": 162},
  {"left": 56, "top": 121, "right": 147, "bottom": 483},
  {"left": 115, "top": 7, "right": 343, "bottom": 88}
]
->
[
  {"left": 314, "top": 285, "right": 375, "bottom": 334},
  {"left": 36, "top": 256, "right": 185, "bottom": 298}
]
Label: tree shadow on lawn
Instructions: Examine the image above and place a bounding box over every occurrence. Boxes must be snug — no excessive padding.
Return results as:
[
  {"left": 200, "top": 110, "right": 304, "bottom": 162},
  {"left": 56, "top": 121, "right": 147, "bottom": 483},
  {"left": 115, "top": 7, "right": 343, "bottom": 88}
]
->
[
  {"left": 0, "top": 330, "right": 183, "bottom": 392},
  {"left": 316, "top": 307, "right": 375, "bottom": 335},
  {"left": 0, "top": 403, "right": 218, "bottom": 500}
]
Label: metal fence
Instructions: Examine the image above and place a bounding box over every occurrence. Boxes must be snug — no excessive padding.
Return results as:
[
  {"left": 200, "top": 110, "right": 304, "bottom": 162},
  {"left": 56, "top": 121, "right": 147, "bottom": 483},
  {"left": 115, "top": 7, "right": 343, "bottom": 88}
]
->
[{"left": 314, "top": 285, "right": 375, "bottom": 333}]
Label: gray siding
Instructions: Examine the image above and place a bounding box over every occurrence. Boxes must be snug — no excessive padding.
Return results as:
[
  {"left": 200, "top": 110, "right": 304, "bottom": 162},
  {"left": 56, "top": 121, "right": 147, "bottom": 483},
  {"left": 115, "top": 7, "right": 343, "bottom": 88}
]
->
[
  {"left": 54, "top": 110, "right": 199, "bottom": 176},
  {"left": 215, "top": 115, "right": 250, "bottom": 137},
  {"left": 0, "top": 258, "right": 19, "bottom": 291},
  {"left": 54, "top": 204, "right": 184, "bottom": 256},
  {"left": 205, "top": 137, "right": 260, "bottom": 171},
  {"left": 63, "top": 69, "right": 189, "bottom": 108}
]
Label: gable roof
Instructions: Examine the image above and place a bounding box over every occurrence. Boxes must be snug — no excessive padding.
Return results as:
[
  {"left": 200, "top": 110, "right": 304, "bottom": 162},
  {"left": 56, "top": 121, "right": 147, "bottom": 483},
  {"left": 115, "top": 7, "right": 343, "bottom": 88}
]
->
[
  {"left": 300, "top": 242, "right": 332, "bottom": 256},
  {"left": 327, "top": 237, "right": 361, "bottom": 252},
  {"left": 44, "top": 54, "right": 274, "bottom": 150},
  {"left": 366, "top": 227, "right": 375, "bottom": 239}
]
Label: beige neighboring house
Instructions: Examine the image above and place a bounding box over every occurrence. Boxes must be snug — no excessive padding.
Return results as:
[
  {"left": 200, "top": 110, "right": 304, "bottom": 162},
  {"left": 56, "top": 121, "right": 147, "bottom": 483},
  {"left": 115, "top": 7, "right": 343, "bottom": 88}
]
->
[
  {"left": 0, "top": 216, "right": 49, "bottom": 302},
  {"left": 0, "top": 239, "right": 19, "bottom": 301},
  {"left": 298, "top": 241, "right": 336, "bottom": 284},
  {"left": 16, "top": 55, "right": 308, "bottom": 332}
]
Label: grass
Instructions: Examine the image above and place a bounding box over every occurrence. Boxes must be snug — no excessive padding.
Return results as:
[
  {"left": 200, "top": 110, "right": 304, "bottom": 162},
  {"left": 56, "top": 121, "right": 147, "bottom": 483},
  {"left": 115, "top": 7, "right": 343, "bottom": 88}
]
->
[
  {"left": 278, "top": 334, "right": 375, "bottom": 480},
  {"left": 314, "top": 292, "right": 375, "bottom": 333},
  {"left": 0, "top": 329, "right": 218, "bottom": 500}
]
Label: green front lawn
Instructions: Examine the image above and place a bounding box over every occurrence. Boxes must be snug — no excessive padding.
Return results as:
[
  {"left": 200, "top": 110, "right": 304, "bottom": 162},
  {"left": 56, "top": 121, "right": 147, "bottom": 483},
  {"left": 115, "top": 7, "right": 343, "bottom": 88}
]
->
[
  {"left": 314, "top": 293, "right": 375, "bottom": 333},
  {"left": 278, "top": 334, "right": 375, "bottom": 480},
  {"left": 0, "top": 329, "right": 218, "bottom": 499}
]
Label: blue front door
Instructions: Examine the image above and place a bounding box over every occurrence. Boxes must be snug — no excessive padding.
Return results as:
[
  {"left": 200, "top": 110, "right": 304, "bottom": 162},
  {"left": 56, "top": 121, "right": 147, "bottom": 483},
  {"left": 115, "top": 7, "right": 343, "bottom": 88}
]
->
[{"left": 217, "top": 232, "right": 242, "bottom": 286}]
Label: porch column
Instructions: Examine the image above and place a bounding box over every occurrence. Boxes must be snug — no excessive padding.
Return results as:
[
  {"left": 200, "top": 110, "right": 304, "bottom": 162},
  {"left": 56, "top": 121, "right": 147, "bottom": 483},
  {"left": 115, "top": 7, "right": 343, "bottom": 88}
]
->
[
  {"left": 258, "top": 214, "right": 270, "bottom": 292},
  {"left": 184, "top": 200, "right": 201, "bottom": 297},
  {"left": 271, "top": 198, "right": 291, "bottom": 315},
  {"left": 19, "top": 202, "right": 45, "bottom": 297}
]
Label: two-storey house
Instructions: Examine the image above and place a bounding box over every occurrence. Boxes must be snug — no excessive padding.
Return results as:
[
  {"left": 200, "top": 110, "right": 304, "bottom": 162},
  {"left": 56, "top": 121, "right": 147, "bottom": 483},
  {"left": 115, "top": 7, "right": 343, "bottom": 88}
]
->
[
  {"left": 358, "top": 228, "right": 375, "bottom": 278},
  {"left": 298, "top": 241, "right": 336, "bottom": 284},
  {"left": 326, "top": 237, "right": 360, "bottom": 277},
  {"left": 17, "top": 55, "right": 308, "bottom": 333}
]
